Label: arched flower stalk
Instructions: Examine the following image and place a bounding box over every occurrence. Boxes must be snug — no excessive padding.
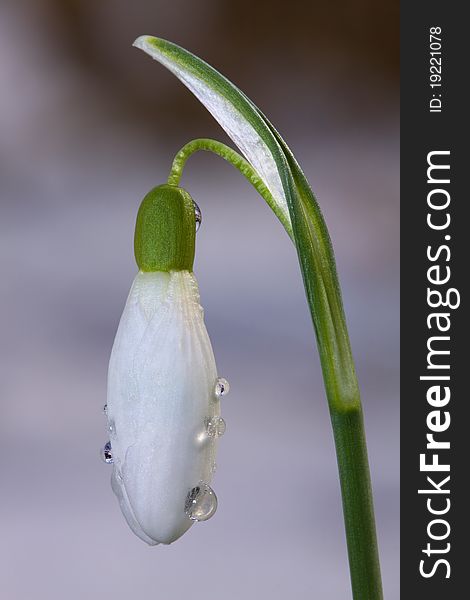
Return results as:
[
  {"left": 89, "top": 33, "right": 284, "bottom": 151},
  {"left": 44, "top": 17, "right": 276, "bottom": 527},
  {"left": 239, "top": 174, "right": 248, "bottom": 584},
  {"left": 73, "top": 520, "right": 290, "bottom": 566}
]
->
[{"left": 104, "top": 36, "right": 383, "bottom": 600}]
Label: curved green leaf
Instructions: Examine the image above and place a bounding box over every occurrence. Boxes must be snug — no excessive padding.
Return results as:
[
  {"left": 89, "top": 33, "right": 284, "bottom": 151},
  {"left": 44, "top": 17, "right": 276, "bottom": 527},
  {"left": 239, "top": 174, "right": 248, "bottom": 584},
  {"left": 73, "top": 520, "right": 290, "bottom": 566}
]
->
[
  {"left": 133, "top": 35, "right": 358, "bottom": 411},
  {"left": 134, "top": 36, "right": 291, "bottom": 232}
]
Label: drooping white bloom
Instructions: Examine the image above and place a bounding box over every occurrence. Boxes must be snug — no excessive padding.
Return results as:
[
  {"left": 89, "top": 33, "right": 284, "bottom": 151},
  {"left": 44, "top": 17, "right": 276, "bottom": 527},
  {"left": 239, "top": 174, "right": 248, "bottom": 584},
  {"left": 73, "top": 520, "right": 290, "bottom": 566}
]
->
[{"left": 106, "top": 269, "right": 222, "bottom": 545}]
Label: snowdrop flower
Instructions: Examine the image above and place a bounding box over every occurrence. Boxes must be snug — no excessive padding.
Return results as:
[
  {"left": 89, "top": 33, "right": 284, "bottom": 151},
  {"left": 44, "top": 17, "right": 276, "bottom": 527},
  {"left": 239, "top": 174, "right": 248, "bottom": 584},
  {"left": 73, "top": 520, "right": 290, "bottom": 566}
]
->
[
  {"left": 104, "top": 184, "right": 228, "bottom": 545},
  {"left": 97, "top": 35, "right": 383, "bottom": 597}
]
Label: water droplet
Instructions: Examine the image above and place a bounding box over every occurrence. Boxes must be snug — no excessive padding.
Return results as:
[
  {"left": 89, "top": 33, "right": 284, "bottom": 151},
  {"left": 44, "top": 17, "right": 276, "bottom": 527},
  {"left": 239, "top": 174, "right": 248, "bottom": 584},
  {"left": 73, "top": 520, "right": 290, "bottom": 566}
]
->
[
  {"left": 101, "top": 441, "right": 113, "bottom": 464},
  {"left": 193, "top": 200, "right": 202, "bottom": 231},
  {"left": 185, "top": 483, "right": 218, "bottom": 521},
  {"left": 205, "top": 416, "right": 226, "bottom": 438},
  {"left": 103, "top": 404, "right": 108, "bottom": 415},
  {"left": 108, "top": 420, "right": 116, "bottom": 435},
  {"left": 215, "top": 377, "right": 230, "bottom": 398}
]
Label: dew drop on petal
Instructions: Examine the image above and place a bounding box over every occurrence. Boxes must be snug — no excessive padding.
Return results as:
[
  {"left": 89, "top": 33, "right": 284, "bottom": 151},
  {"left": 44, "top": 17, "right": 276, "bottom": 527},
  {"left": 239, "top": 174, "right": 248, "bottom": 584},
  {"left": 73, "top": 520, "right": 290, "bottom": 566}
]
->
[
  {"left": 107, "top": 420, "right": 116, "bottom": 435},
  {"left": 184, "top": 483, "right": 218, "bottom": 521},
  {"left": 215, "top": 377, "right": 230, "bottom": 398},
  {"left": 101, "top": 441, "right": 113, "bottom": 464},
  {"left": 103, "top": 404, "right": 108, "bottom": 415},
  {"left": 193, "top": 200, "right": 202, "bottom": 232},
  {"left": 205, "top": 416, "right": 226, "bottom": 438}
]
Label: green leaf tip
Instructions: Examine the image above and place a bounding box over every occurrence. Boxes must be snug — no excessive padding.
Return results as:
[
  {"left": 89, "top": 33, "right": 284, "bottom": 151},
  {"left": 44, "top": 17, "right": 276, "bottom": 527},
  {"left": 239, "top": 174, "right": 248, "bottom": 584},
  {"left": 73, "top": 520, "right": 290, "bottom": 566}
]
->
[
  {"left": 132, "top": 35, "right": 292, "bottom": 233},
  {"left": 134, "top": 184, "right": 196, "bottom": 272}
]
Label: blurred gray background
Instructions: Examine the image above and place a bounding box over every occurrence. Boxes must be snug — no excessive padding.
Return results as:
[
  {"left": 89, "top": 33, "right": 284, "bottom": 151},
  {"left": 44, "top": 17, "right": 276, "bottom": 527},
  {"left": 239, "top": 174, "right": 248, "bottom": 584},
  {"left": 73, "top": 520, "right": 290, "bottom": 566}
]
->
[{"left": 0, "top": 1, "right": 399, "bottom": 598}]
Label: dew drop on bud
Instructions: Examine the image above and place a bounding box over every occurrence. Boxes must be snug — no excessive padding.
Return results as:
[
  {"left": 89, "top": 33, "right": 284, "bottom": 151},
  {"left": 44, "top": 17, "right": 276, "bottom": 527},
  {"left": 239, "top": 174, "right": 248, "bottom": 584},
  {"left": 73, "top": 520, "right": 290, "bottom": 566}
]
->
[
  {"left": 101, "top": 441, "right": 113, "bottom": 464},
  {"left": 193, "top": 200, "right": 202, "bottom": 232},
  {"left": 205, "top": 416, "right": 226, "bottom": 438},
  {"left": 184, "top": 483, "right": 218, "bottom": 521},
  {"left": 215, "top": 377, "right": 230, "bottom": 398}
]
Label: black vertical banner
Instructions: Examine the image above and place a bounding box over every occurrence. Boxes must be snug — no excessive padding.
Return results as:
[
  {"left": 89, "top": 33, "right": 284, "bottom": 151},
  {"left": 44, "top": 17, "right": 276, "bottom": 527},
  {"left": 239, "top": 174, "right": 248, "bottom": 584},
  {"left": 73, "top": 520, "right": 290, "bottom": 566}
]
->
[{"left": 401, "top": 2, "right": 467, "bottom": 598}]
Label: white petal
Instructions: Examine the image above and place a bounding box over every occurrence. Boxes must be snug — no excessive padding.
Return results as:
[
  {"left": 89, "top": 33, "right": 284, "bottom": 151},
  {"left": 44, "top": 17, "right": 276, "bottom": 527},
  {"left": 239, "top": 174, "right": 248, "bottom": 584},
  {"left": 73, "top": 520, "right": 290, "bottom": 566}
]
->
[
  {"left": 133, "top": 35, "right": 291, "bottom": 229},
  {"left": 107, "top": 271, "right": 220, "bottom": 544}
]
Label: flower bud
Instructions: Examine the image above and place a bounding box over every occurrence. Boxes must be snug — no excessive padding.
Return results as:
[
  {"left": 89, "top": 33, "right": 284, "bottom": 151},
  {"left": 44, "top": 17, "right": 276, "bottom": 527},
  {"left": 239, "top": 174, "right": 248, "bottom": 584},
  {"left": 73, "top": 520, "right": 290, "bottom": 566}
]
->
[{"left": 105, "top": 186, "right": 225, "bottom": 545}]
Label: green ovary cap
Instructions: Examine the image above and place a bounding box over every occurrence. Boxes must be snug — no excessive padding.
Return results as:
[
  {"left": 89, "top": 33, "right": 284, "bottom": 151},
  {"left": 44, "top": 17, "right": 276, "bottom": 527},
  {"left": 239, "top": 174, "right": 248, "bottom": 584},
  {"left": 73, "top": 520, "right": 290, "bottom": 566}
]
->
[{"left": 134, "top": 184, "right": 196, "bottom": 272}]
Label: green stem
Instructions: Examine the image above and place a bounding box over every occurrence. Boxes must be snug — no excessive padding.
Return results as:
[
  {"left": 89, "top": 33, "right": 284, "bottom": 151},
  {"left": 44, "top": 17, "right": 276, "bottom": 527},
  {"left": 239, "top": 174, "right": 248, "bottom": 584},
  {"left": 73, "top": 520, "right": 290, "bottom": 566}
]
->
[
  {"left": 332, "top": 407, "right": 383, "bottom": 599},
  {"left": 274, "top": 137, "right": 383, "bottom": 599},
  {"left": 168, "top": 138, "right": 382, "bottom": 600},
  {"left": 168, "top": 138, "right": 293, "bottom": 240}
]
